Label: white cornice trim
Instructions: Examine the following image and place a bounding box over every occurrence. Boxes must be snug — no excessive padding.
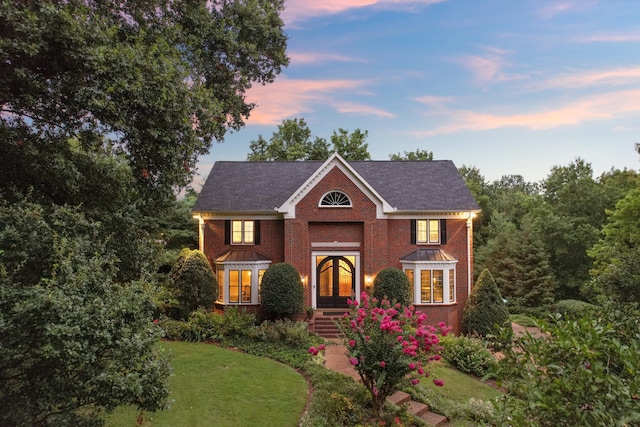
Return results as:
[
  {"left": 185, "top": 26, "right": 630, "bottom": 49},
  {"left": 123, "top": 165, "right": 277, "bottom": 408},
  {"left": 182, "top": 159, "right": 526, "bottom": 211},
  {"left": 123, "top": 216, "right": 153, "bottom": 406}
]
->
[{"left": 276, "top": 152, "right": 394, "bottom": 219}]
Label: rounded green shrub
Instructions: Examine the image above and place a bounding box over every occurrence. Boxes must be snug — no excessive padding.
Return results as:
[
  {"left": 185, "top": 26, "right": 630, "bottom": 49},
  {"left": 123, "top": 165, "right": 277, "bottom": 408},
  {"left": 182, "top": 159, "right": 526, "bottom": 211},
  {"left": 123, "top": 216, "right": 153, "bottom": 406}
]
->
[
  {"left": 440, "top": 335, "right": 498, "bottom": 378},
  {"left": 462, "top": 269, "right": 512, "bottom": 344},
  {"left": 170, "top": 248, "right": 218, "bottom": 318},
  {"left": 372, "top": 267, "right": 411, "bottom": 306},
  {"left": 259, "top": 263, "right": 304, "bottom": 318},
  {"left": 555, "top": 299, "right": 596, "bottom": 319}
]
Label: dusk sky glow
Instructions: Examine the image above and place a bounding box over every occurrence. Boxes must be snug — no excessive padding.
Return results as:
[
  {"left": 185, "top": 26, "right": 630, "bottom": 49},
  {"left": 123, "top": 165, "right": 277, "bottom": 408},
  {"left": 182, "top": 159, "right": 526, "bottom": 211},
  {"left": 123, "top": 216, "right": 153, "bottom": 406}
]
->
[{"left": 196, "top": 0, "right": 640, "bottom": 187}]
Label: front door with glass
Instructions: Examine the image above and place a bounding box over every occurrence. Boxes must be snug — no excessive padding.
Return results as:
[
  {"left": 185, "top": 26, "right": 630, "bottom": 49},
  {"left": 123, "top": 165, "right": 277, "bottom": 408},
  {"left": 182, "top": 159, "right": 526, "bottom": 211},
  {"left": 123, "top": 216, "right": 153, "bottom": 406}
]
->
[{"left": 316, "top": 255, "right": 355, "bottom": 308}]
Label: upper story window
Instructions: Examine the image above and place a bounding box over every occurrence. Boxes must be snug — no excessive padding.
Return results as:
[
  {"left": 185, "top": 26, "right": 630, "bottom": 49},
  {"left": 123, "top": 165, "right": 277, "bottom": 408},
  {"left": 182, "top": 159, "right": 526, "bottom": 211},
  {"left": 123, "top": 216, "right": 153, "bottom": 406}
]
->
[
  {"left": 411, "top": 219, "right": 447, "bottom": 245},
  {"left": 225, "top": 220, "right": 260, "bottom": 245},
  {"left": 320, "top": 191, "right": 352, "bottom": 207}
]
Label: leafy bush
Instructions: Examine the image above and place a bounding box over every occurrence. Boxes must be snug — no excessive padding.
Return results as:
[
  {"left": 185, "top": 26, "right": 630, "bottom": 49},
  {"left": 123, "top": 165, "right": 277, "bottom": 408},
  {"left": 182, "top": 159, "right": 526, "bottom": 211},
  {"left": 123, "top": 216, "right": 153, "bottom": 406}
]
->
[
  {"left": 509, "top": 313, "right": 537, "bottom": 327},
  {"left": 170, "top": 249, "right": 217, "bottom": 318},
  {"left": 440, "top": 335, "right": 498, "bottom": 378},
  {"left": 555, "top": 299, "right": 596, "bottom": 319},
  {"left": 260, "top": 263, "right": 304, "bottom": 318},
  {"left": 327, "top": 292, "right": 449, "bottom": 417},
  {"left": 462, "top": 269, "right": 512, "bottom": 346},
  {"left": 495, "top": 307, "right": 640, "bottom": 426},
  {"left": 372, "top": 267, "right": 411, "bottom": 306},
  {"left": 252, "top": 319, "right": 317, "bottom": 348}
]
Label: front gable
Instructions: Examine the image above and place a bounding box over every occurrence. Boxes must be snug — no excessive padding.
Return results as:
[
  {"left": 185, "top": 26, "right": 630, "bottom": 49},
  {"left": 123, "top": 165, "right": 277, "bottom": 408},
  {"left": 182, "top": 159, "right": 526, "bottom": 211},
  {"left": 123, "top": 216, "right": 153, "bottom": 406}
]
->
[{"left": 277, "top": 153, "right": 394, "bottom": 219}]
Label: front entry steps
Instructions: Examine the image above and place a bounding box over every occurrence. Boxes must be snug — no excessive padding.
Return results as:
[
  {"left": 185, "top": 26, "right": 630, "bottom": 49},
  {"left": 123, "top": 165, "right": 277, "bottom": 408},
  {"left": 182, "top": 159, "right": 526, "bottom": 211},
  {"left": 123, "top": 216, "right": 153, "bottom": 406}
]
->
[
  {"left": 311, "top": 309, "right": 349, "bottom": 338},
  {"left": 388, "top": 391, "right": 448, "bottom": 426}
]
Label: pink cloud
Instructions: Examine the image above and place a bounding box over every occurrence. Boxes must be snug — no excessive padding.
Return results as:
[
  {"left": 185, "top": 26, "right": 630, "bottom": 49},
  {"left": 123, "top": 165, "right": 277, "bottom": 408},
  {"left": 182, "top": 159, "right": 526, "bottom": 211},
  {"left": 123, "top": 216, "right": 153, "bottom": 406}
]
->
[
  {"left": 289, "top": 51, "right": 364, "bottom": 65},
  {"left": 574, "top": 32, "right": 640, "bottom": 43},
  {"left": 533, "top": 67, "right": 640, "bottom": 90},
  {"left": 244, "top": 77, "right": 370, "bottom": 124},
  {"left": 334, "top": 102, "right": 395, "bottom": 118},
  {"left": 282, "top": 0, "right": 446, "bottom": 26},
  {"left": 412, "top": 89, "right": 640, "bottom": 137},
  {"left": 453, "top": 48, "right": 527, "bottom": 85},
  {"left": 413, "top": 95, "right": 454, "bottom": 108}
]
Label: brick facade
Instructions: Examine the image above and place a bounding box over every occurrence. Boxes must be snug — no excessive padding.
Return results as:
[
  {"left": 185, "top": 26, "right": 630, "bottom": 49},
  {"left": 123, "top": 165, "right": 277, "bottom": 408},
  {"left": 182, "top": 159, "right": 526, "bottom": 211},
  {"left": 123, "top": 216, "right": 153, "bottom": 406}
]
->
[{"left": 200, "top": 164, "right": 475, "bottom": 333}]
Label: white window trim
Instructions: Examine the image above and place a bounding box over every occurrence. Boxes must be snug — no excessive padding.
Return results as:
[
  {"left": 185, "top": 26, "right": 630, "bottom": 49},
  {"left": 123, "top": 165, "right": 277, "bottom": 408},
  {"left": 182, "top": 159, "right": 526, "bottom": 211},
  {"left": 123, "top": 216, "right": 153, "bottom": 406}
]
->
[
  {"left": 231, "top": 220, "right": 255, "bottom": 245},
  {"left": 401, "top": 260, "right": 458, "bottom": 305},
  {"left": 416, "top": 219, "right": 440, "bottom": 245},
  {"left": 214, "top": 260, "right": 271, "bottom": 305},
  {"left": 318, "top": 190, "right": 352, "bottom": 207}
]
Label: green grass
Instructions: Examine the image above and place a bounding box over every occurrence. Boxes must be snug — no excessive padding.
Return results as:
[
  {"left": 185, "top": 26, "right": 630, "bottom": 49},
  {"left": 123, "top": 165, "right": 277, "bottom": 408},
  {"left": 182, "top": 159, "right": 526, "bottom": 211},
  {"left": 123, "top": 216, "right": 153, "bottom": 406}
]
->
[
  {"left": 105, "top": 341, "right": 308, "bottom": 427},
  {"left": 510, "top": 313, "right": 538, "bottom": 327},
  {"left": 422, "top": 362, "right": 502, "bottom": 403}
]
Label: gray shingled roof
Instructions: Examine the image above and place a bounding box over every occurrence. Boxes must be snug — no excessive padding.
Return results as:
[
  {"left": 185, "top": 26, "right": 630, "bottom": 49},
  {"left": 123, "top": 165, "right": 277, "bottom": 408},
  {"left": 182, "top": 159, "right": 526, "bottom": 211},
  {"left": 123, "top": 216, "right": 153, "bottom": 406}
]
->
[
  {"left": 400, "top": 248, "right": 457, "bottom": 262},
  {"left": 193, "top": 159, "right": 479, "bottom": 213}
]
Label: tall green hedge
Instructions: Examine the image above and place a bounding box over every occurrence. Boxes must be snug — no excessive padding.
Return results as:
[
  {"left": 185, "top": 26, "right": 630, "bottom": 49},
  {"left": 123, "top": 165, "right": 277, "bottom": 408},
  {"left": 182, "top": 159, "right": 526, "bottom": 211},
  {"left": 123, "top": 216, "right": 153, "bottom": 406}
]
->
[
  {"left": 462, "top": 269, "right": 511, "bottom": 342},
  {"left": 260, "top": 263, "right": 304, "bottom": 318},
  {"left": 372, "top": 267, "right": 412, "bottom": 306},
  {"left": 170, "top": 248, "right": 217, "bottom": 317}
]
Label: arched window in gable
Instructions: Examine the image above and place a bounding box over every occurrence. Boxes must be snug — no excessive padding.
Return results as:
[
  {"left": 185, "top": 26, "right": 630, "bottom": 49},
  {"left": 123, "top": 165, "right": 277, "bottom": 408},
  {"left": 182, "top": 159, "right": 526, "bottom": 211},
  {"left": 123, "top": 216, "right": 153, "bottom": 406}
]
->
[{"left": 319, "top": 190, "right": 352, "bottom": 207}]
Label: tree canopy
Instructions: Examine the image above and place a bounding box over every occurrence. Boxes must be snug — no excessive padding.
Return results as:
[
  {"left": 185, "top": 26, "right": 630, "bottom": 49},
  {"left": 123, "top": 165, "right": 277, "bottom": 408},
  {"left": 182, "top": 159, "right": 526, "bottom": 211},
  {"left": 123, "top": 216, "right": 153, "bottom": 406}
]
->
[{"left": 246, "top": 118, "right": 370, "bottom": 161}]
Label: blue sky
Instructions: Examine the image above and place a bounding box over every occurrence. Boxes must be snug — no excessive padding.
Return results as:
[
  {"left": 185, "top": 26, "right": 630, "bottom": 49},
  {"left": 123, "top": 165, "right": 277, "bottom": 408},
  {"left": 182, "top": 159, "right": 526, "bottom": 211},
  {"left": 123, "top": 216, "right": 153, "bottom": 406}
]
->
[{"left": 196, "top": 0, "right": 640, "bottom": 187}]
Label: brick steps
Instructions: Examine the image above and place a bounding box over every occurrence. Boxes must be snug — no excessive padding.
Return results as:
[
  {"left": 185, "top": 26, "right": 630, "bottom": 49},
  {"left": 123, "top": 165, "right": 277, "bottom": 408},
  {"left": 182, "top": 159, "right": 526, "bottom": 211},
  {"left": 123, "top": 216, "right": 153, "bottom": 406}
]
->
[
  {"left": 388, "top": 391, "right": 448, "bottom": 427},
  {"left": 311, "top": 310, "right": 348, "bottom": 338}
]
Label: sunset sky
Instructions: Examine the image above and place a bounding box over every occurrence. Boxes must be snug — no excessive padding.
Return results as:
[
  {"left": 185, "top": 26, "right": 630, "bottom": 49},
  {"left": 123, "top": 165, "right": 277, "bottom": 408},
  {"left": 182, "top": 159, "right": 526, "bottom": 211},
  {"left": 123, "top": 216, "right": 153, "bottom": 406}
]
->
[{"left": 196, "top": 0, "right": 640, "bottom": 186}]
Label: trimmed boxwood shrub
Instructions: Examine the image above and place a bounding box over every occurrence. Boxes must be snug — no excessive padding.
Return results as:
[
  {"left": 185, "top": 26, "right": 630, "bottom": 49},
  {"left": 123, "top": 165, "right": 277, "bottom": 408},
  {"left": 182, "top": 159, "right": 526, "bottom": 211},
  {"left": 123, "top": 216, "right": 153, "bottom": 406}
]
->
[
  {"left": 440, "top": 335, "right": 498, "bottom": 378},
  {"left": 260, "top": 262, "right": 304, "bottom": 319},
  {"left": 372, "top": 267, "right": 411, "bottom": 306},
  {"left": 555, "top": 299, "right": 596, "bottom": 319},
  {"left": 170, "top": 248, "right": 218, "bottom": 318},
  {"left": 462, "top": 269, "right": 512, "bottom": 344}
]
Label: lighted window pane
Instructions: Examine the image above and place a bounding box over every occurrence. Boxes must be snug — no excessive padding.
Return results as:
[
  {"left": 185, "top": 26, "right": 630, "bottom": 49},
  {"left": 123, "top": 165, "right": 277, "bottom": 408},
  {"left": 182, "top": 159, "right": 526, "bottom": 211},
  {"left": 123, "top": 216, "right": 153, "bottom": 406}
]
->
[
  {"left": 338, "top": 260, "right": 352, "bottom": 297},
  {"left": 449, "top": 269, "right": 455, "bottom": 302},
  {"left": 232, "top": 221, "right": 243, "bottom": 244},
  {"left": 421, "top": 270, "right": 431, "bottom": 303},
  {"left": 417, "top": 220, "right": 427, "bottom": 243},
  {"left": 258, "top": 269, "right": 266, "bottom": 302},
  {"left": 241, "top": 270, "right": 252, "bottom": 303},
  {"left": 217, "top": 270, "right": 224, "bottom": 302},
  {"left": 429, "top": 220, "right": 439, "bottom": 243},
  {"left": 433, "top": 270, "right": 443, "bottom": 303},
  {"left": 243, "top": 221, "right": 254, "bottom": 244},
  {"left": 229, "top": 270, "right": 239, "bottom": 303},
  {"left": 405, "top": 270, "right": 414, "bottom": 304}
]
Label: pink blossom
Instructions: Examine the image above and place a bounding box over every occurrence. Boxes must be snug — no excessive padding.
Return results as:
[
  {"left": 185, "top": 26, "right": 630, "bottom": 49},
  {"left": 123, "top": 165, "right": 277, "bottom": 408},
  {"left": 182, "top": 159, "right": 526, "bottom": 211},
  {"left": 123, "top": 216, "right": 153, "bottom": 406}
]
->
[
  {"left": 397, "top": 335, "right": 404, "bottom": 343},
  {"left": 433, "top": 379, "right": 444, "bottom": 387},
  {"left": 349, "top": 339, "right": 356, "bottom": 347},
  {"left": 418, "top": 368, "right": 425, "bottom": 375},
  {"left": 408, "top": 362, "right": 416, "bottom": 370},
  {"left": 380, "top": 361, "right": 386, "bottom": 368},
  {"left": 318, "top": 344, "right": 325, "bottom": 351},
  {"left": 373, "top": 386, "right": 379, "bottom": 396},
  {"left": 411, "top": 379, "right": 420, "bottom": 385},
  {"left": 308, "top": 347, "right": 318, "bottom": 355},
  {"left": 349, "top": 357, "right": 359, "bottom": 366}
]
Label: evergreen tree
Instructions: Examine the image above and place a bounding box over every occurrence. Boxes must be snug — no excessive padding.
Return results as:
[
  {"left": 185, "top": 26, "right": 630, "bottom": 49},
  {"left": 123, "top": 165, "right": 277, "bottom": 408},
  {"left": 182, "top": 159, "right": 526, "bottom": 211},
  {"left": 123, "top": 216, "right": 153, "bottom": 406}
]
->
[{"left": 462, "top": 269, "right": 511, "bottom": 343}]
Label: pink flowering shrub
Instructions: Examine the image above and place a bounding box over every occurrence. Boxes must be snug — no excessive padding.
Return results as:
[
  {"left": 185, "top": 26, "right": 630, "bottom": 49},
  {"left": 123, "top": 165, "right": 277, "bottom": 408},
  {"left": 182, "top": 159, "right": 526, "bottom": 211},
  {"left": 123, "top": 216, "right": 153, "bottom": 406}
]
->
[{"left": 336, "top": 292, "right": 450, "bottom": 416}]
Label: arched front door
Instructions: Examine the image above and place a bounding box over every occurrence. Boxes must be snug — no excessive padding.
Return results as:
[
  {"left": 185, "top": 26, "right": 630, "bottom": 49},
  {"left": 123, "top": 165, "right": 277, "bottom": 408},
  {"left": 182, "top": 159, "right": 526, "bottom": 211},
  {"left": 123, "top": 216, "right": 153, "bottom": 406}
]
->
[{"left": 316, "top": 256, "right": 355, "bottom": 308}]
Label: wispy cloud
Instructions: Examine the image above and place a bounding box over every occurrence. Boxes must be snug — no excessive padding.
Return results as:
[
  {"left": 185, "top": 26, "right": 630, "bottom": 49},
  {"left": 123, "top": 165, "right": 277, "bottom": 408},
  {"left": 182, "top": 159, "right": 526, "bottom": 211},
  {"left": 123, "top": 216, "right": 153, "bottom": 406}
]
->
[
  {"left": 453, "top": 47, "right": 527, "bottom": 85},
  {"left": 282, "top": 0, "right": 446, "bottom": 25},
  {"left": 412, "top": 89, "right": 640, "bottom": 137},
  {"left": 574, "top": 32, "right": 640, "bottom": 43},
  {"left": 535, "top": 2, "right": 574, "bottom": 19},
  {"left": 333, "top": 101, "right": 395, "bottom": 118},
  {"left": 245, "top": 77, "right": 373, "bottom": 124},
  {"left": 533, "top": 67, "right": 640, "bottom": 90},
  {"left": 289, "top": 51, "right": 364, "bottom": 65},
  {"left": 413, "top": 95, "right": 454, "bottom": 108}
]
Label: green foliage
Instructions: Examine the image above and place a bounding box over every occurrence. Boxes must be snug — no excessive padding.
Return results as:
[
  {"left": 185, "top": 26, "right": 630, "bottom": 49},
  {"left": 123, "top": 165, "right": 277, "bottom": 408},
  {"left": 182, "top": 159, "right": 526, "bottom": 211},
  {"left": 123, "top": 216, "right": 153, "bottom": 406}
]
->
[
  {"left": 462, "top": 269, "right": 512, "bottom": 345},
  {"left": 330, "top": 128, "right": 371, "bottom": 160},
  {"left": 509, "top": 313, "right": 538, "bottom": 327},
  {"left": 260, "top": 262, "right": 304, "bottom": 318},
  {"left": 440, "top": 335, "right": 499, "bottom": 378},
  {"left": 332, "top": 292, "right": 449, "bottom": 417},
  {"left": 495, "top": 307, "right": 640, "bottom": 426},
  {"left": 389, "top": 148, "right": 434, "bottom": 161},
  {"left": 554, "top": 299, "right": 596, "bottom": 319},
  {"left": 372, "top": 267, "right": 412, "bottom": 306},
  {"left": 169, "top": 249, "right": 218, "bottom": 317},
  {"left": 0, "top": 214, "right": 170, "bottom": 426},
  {"left": 246, "top": 118, "right": 371, "bottom": 161}
]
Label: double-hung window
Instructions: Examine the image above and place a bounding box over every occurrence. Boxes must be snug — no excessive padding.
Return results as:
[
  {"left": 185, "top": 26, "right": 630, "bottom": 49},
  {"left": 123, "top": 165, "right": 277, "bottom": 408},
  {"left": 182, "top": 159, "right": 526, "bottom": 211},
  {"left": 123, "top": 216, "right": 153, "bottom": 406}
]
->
[
  {"left": 232, "top": 220, "right": 254, "bottom": 244},
  {"left": 403, "top": 262, "right": 457, "bottom": 304},
  {"left": 215, "top": 262, "right": 270, "bottom": 305},
  {"left": 411, "top": 219, "right": 446, "bottom": 245}
]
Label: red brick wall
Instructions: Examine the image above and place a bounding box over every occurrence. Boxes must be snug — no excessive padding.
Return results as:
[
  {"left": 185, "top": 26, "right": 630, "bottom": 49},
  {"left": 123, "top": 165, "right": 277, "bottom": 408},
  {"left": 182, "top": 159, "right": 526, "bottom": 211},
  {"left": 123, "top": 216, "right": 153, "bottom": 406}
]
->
[{"left": 201, "top": 165, "right": 473, "bottom": 333}]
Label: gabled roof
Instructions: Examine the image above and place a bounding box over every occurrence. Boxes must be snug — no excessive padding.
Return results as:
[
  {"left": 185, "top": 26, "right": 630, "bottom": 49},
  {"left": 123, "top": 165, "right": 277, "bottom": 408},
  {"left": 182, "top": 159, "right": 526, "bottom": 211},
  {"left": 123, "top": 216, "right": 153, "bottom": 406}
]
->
[{"left": 193, "top": 155, "right": 480, "bottom": 214}]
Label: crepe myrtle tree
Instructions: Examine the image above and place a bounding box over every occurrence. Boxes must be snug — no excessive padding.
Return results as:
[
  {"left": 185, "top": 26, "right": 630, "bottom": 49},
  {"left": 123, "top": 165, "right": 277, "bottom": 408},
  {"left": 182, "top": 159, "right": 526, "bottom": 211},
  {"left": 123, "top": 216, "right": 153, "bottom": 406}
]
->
[{"left": 310, "top": 292, "right": 450, "bottom": 417}]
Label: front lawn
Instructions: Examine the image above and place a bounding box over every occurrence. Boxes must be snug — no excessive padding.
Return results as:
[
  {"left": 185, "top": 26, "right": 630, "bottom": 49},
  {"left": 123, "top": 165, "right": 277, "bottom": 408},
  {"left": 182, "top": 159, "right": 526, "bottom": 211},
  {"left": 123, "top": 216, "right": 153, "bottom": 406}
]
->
[{"left": 106, "top": 341, "right": 308, "bottom": 427}]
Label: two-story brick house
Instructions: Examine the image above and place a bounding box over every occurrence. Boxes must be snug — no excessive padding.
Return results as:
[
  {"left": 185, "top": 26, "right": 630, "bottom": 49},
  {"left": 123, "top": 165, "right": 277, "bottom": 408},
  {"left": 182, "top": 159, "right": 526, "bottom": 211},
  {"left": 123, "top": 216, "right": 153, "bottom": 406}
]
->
[{"left": 193, "top": 153, "right": 480, "bottom": 333}]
